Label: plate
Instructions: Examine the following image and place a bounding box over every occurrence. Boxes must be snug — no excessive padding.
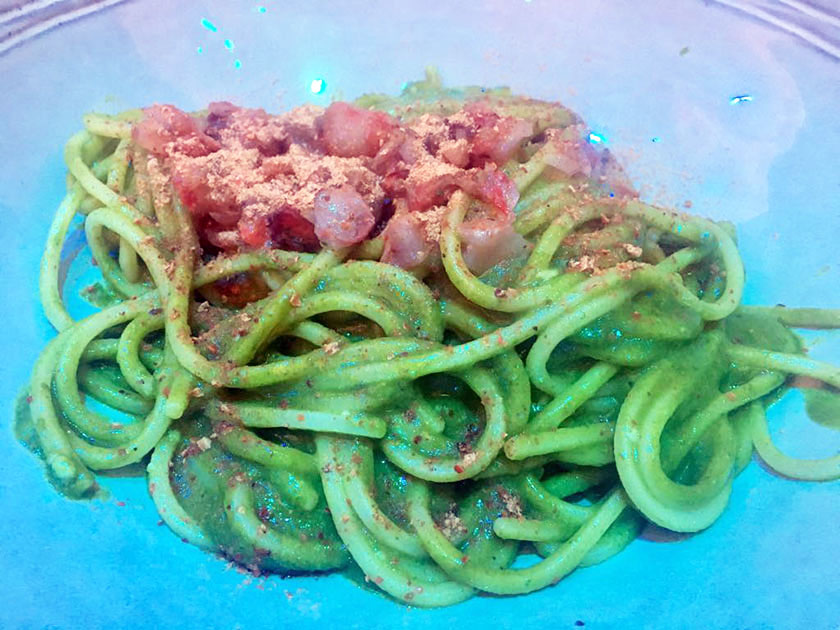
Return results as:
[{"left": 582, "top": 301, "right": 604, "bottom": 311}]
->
[{"left": 0, "top": 1, "right": 838, "bottom": 628}]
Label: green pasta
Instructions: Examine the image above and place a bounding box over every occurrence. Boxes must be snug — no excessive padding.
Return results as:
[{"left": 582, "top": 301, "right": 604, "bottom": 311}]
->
[{"left": 14, "top": 72, "right": 840, "bottom": 608}]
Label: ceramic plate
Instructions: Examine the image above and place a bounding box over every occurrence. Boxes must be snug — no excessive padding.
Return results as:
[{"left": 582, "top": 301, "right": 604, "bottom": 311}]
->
[{"left": 0, "top": 1, "right": 837, "bottom": 628}]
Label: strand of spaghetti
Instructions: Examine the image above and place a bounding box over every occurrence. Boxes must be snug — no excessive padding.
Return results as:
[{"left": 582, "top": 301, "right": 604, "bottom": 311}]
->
[
  {"left": 79, "top": 339, "right": 121, "bottom": 361},
  {"left": 524, "top": 248, "right": 706, "bottom": 394},
  {"left": 507, "top": 142, "right": 550, "bottom": 191},
  {"left": 82, "top": 338, "right": 162, "bottom": 368},
  {"left": 729, "top": 405, "right": 757, "bottom": 474},
  {"left": 519, "top": 474, "right": 592, "bottom": 526},
  {"left": 310, "top": 248, "right": 707, "bottom": 393},
  {"left": 146, "top": 430, "right": 215, "bottom": 549},
  {"left": 440, "top": 190, "right": 585, "bottom": 312},
  {"left": 613, "top": 333, "right": 736, "bottom": 531},
  {"left": 351, "top": 234, "right": 384, "bottom": 260},
  {"left": 84, "top": 211, "right": 152, "bottom": 297},
  {"left": 106, "top": 138, "right": 131, "bottom": 191},
  {"left": 78, "top": 194, "right": 105, "bottom": 214},
  {"left": 83, "top": 113, "right": 135, "bottom": 139},
  {"left": 27, "top": 294, "right": 156, "bottom": 495},
  {"left": 382, "top": 365, "right": 507, "bottom": 482},
  {"left": 29, "top": 335, "right": 97, "bottom": 497},
  {"left": 408, "top": 481, "right": 625, "bottom": 595},
  {"left": 662, "top": 371, "right": 785, "bottom": 471},
  {"left": 505, "top": 423, "right": 615, "bottom": 460},
  {"left": 292, "top": 292, "right": 410, "bottom": 337},
  {"left": 474, "top": 454, "right": 554, "bottom": 479},
  {"left": 39, "top": 183, "right": 84, "bottom": 330},
  {"left": 746, "top": 402, "right": 840, "bottom": 481},
  {"left": 316, "top": 436, "right": 475, "bottom": 607},
  {"left": 285, "top": 320, "right": 344, "bottom": 346},
  {"left": 146, "top": 157, "right": 180, "bottom": 241},
  {"left": 542, "top": 467, "right": 616, "bottom": 498},
  {"left": 532, "top": 507, "right": 644, "bottom": 568},
  {"left": 513, "top": 181, "right": 578, "bottom": 236},
  {"left": 207, "top": 401, "right": 388, "bottom": 439},
  {"left": 488, "top": 350, "right": 532, "bottom": 436},
  {"left": 65, "top": 349, "right": 177, "bottom": 470},
  {"left": 52, "top": 295, "right": 155, "bottom": 444},
  {"left": 439, "top": 298, "right": 501, "bottom": 337},
  {"left": 164, "top": 366, "right": 194, "bottom": 420},
  {"left": 74, "top": 130, "right": 109, "bottom": 164},
  {"left": 523, "top": 202, "right": 611, "bottom": 274},
  {"left": 118, "top": 238, "right": 142, "bottom": 283},
  {"left": 526, "top": 362, "right": 620, "bottom": 429},
  {"left": 168, "top": 246, "right": 347, "bottom": 385},
  {"left": 214, "top": 425, "right": 318, "bottom": 476},
  {"left": 88, "top": 147, "right": 115, "bottom": 181},
  {"left": 493, "top": 518, "right": 570, "bottom": 542},
  {"left": 77, "top": 365, "right": 153, "bottom": 415},
  {"left": 341, "top": 441, "right": 427, "bottom": 558},
  {"left": 64, "top": 131, "right": 124, "bottom": 211},
  {"left": 117, "top": 311, "right": 164, "bottom": 398},
  {"left": 193, "top": 250, "right": 312, "bottom": 286},
  {"left": 577, "top": 509, "right": 645, "bottom": 568},
  {"left": 623, "top": 200, "right": 745, "bottom": 320},
  {"left": 727, "top": 345, "right": 840, "bottom": 388},
  {"left": 130, "top": 146, "right": 155, "bottom": 217},
  {"left": 553, "top": 441, "right": 616, "bottom": 466},
  {"left": 738, "top": 306, "right": 840, "bottom": 329},
  {"left": 224, "top": 482, "right": 348, "bottom": 570},
  {"left": 97, "top": 144, "right": 139, "bottom": 286}
]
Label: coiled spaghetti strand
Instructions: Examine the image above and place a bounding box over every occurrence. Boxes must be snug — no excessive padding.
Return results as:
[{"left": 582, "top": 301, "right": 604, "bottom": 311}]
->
[
  {"left": 317, "top": 435, "right": 476, "bottom": 607},
  {"left": 147, "top": 429, "right": 215, "bottom": 550},
  {"left": 407, "top": 481, "right": 626, "bottom": 595}
]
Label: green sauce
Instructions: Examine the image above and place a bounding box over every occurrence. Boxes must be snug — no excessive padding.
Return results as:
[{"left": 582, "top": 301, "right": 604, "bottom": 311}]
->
[{"left": 803, "top": 387, "right": 840, "bottom": 429}]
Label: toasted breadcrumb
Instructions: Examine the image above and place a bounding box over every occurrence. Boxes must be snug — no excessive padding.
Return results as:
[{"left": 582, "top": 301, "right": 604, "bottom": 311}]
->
[
  {"left": 195, "top": 436, "right": 212, "bottom": 452},
  {"left": 622, "top": 242, "right": 643, "bottom": 258},
  {"left": 440, "top": 510, "right": 467, "bottom": 539},
  {"left": 498, "top": 487, "right": 523, "bottom": 520}
]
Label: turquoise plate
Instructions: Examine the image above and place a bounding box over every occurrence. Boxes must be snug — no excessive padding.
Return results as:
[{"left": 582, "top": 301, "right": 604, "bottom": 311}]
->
[{"left": 0, "top": 1, "right": 837, "bottom": 627}]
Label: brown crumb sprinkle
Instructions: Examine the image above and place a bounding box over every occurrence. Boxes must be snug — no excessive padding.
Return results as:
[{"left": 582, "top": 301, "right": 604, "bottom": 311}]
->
[
  {"left": 568, "top": 255, "right": 596, "bottom": 274},
  {"left": 195, "top": 437, "right": 212, "bottom": 452},
  {"left": 621, "top": 242, "right": 643, "bottom": 258},
  {"left": 498, "top": 487, "right": 524, "bottom": 520},
  {"left": 440, "top": 509, "right": 467, "bottom": 539}
]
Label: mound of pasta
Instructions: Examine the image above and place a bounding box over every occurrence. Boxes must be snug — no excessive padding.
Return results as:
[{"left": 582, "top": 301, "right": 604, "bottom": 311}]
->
[{"left": 17, "top": 71, "right": 840, "bottom": 607}]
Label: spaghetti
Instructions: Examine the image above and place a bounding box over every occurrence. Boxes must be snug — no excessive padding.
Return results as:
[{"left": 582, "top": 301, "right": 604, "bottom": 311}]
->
[{"left": 15, "top": 71, "right": 840, "bottom": 607}]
